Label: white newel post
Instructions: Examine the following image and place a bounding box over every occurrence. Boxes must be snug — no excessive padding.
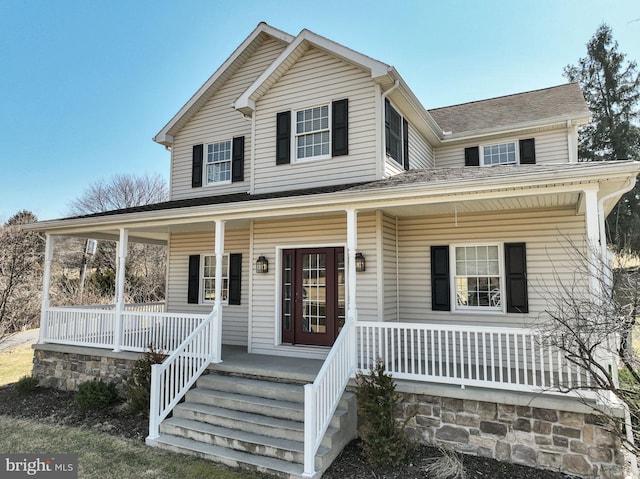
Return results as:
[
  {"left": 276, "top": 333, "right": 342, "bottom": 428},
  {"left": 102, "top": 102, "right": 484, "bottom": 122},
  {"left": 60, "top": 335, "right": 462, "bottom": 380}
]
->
[
  {"left": 38, "top": 234, "right": 54, "bottom": 344},
  {"left": 113, "top": 228, "right": 128, "bottom": 352},
  {"left": 213, "top": 220, "right": 225, "bottom": 362}
]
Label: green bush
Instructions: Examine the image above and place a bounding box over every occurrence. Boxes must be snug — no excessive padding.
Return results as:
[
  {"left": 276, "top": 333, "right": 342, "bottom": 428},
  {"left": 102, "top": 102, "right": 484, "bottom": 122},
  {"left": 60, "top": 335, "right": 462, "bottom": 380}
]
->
[
  {"left": 76, "top": 379, "right": 119, "bottom": 411},
  {"left": 355, "top": 358, "right": 409, "bottom": 466},
  {"left": 14, "top": 375, "right": 39, "bottom": 394},
  {"left": 123, "top": 346, "right": 165, "bottom": 414}
]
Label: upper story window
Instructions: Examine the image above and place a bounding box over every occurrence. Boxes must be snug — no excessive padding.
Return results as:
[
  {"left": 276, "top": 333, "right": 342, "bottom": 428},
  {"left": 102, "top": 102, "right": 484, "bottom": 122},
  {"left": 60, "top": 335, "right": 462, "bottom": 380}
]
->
[
  {"left": 453, "top": 244, "right": 503, "bottom": 311},
  {"left": 206, "top": 141, "right": 232, "bottom": 184},
  {"left": 482, "top": 142, "right": 517, "bottom": 165},
  {"left": 465, "top": 138, "right": 536, "bottom": 167},
  {"left": 202, "top": 254, "right": 229, "bottom": 303},
  {"left": 384, "top": 99, "right": 409, "bottom": 170},
  {"left": 295, "top": 105, "right": 330, "bottom": 161}
]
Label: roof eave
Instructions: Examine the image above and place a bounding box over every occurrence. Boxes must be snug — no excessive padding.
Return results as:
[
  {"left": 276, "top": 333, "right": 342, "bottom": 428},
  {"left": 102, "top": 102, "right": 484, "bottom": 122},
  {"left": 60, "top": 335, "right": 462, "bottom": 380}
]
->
[{"left": 153, "top": 23, "right": 294, "bottom": 146}]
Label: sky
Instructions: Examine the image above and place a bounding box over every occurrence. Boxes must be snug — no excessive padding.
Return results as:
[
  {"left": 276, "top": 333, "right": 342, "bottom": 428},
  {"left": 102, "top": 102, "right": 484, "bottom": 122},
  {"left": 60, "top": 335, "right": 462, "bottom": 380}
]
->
[{"left": 0, "top": 0, "right": 639, "bottom": 222}]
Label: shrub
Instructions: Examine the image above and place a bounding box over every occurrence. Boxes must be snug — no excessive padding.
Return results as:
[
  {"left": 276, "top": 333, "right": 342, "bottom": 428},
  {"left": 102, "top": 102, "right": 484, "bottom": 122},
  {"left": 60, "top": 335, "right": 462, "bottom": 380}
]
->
[
  {"left": 123, "top": 346, "right": 165, "bottom": 414},
  {"left": 76, "top": 379, "right": 119, "bottom": 411},
  {"left": 14, "top": 375, "right": 39, "bottom": 394},
  {"left": 355, "top": 358, "right": 409, "bottom": 466}
]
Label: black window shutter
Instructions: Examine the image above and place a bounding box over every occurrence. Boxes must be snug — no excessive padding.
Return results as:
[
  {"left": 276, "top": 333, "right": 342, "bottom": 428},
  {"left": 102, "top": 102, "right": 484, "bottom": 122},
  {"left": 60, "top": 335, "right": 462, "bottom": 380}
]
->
[
  {"left": 228, "top": 253, "right": 242, "bottom": 305},
  {"left": 505, "top": 243, "right": 528, "bottom": 313},
  {"left": 232, "top": 136, "right": 245, "bottom": 182},
  {"left": 187, "top": 255, "right": 201, "bottom": 304},
  {"left": 431, "top": 246, "right": 450, "bottom": 311},
  {"left": 519, "top": 138, "right": 536, "bottom": 164},
  {"left": 276, "top": 111, "right": 291, "bottom": 164},
  {"left": 331, "top": 99, "right": 349, "bottom": 157},
  {"left": 192, "top": 144, "right": 203, "bottom": 187},
  {"left": 464, "top": 146, "right": 480, "bottom": 166},
  {"left": 402, "top": 118, "right": 410, "bottom": 170}
]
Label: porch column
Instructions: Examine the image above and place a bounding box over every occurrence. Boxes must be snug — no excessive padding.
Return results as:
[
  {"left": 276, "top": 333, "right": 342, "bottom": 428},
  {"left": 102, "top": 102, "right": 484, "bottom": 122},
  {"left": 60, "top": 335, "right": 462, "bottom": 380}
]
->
[
  {"left": 38, "top": 234, "right": 54, "bottom": 344},
  {"left": 346, "top": 209, "right": 358, "bottom": 322},
  {"left": 583, "top": 187, "right": 600, "bottom": 298},
  {"left": 113, "top": 228, "right": 128, "bottom": 352},
  {"left": 212, "top": 220, "right": 225, "bottom": 362}
]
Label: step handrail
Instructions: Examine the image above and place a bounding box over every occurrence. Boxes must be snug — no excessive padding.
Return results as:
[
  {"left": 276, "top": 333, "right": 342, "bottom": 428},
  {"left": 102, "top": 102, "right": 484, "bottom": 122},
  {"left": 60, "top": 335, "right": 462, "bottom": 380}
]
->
[
  {"left": 303, "top": 313, "right": 357, "bottom": 477},
  {"left": 146, "top": 307, "right": 219, "bottom": 442}
]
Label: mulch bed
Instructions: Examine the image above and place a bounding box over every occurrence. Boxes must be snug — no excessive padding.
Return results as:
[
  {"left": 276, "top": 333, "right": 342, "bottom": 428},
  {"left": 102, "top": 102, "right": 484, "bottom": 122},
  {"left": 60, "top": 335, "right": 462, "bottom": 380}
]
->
[{"left": 0, "top": 383, "right": 570, "bottom": 478}]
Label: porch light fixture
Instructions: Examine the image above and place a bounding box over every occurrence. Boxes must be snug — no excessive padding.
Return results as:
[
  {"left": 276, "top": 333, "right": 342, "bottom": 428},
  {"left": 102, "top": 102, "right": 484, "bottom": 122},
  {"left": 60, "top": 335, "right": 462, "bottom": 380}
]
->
[
  {"left": 256, "top": 255, "right": 269, "bottom": 273},
  {"left": 355, "top": 252, "right": 366, "bottom": 272}
]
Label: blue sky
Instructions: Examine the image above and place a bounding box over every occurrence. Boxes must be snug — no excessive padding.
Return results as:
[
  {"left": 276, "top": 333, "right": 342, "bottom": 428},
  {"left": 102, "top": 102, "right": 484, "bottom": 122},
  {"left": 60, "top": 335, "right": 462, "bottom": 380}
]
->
[{"left": 0, "top": 0, "right": 638, "bottom": 221}]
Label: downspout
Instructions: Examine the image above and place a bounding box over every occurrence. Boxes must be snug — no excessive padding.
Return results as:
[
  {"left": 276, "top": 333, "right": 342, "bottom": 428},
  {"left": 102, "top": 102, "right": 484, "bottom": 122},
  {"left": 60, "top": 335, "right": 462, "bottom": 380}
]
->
[
  {"left": 381, "top": 80, "right": 400, "bottom": 173},
  {"left": 597, "top": 178, "right": 635, "bottom": 261}
]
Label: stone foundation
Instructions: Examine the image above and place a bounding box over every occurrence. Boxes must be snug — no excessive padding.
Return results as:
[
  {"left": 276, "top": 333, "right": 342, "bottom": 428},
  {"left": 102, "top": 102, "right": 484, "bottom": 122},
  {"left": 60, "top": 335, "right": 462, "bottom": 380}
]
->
[
  {"left": 398, "top": 391, "right": 628, "bottom": 479},
  {"left": 31, "top": 344, "right": 142, "bottom": 391}
]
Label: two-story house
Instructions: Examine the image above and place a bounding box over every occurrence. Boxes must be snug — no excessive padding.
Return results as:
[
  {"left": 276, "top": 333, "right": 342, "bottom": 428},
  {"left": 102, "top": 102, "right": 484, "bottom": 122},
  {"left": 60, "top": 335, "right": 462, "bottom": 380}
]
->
[{"left": 30, "top": 23, "right": 640, "bottom": 479}]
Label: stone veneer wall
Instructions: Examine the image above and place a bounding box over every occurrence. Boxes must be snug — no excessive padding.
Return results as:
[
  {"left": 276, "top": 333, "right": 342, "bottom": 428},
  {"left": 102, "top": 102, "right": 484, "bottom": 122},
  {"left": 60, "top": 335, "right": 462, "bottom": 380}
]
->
[
  {"left": 399, "top": 392, "right": 627, "bottom": 479},
  {"left": 32, "top": 346, "right": 140, "bottom": 391}
]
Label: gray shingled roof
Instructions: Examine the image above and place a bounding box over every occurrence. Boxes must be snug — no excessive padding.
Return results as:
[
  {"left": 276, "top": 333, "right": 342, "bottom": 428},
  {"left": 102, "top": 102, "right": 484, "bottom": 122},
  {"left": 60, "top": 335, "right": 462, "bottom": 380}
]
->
[
  {"left": 428, "top": 83, "right": 589, "bottom": 135},
  {"left": 59, "top": 162, "right": 635, "bottom": 222}
]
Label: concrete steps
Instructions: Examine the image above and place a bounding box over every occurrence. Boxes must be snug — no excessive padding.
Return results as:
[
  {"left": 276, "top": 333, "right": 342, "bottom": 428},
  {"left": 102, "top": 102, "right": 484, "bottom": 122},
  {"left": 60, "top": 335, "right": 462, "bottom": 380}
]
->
[{"left": 150, "top": 372, "right": 357, "bottom": 479}]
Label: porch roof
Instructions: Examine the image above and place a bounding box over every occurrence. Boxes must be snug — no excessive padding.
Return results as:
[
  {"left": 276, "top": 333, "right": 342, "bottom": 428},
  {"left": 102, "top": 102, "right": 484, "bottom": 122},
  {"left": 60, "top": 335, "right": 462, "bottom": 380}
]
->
[{"left": 27, "top": 161, "right": 640, "bottom": 242}]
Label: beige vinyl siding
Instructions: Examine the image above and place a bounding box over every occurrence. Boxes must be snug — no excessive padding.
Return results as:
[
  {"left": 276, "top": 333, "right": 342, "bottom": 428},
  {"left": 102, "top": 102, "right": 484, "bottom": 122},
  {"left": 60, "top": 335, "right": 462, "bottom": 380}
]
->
[
  {"left": 382, "top": 213, "right": 398, "bottom": 322},
  {"left": 253, "top": 47, "right": 378, "bottom": 194},
  {"left": 250, "top": 212, "right": 378, "bottom": 358},
  {"left": 396, "top": 208, "right": 587, "bottom": 327},
  {"left": 170, "top": 38, "right": 288, "bottom": 200},
  {"left": 433, "top": 129, "right": 570, "bottom": 168},
  {"left": 408, "top": 124, "right": 434, "bottom": 169},
  {"left": 166, "top": 228, "right": 250, "bottom": 346}
]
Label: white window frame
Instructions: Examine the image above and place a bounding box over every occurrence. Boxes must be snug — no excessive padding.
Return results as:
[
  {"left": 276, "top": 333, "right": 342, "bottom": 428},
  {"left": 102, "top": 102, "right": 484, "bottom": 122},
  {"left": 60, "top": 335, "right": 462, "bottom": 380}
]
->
[
  {"left": 204, "top": 140, "right": 232, "bottom": 186},
  {"left": 450, "top": 243, "right": 505, "bottom": 313},
  {"left": 293, "top": 103, "right": 331, "bottom": 162},
  {"left": 201, "top": 253, "right": 229, "bottom": 304},
  {"left": 385, "top": 99, "right": 405, "bottom": 166},
  {"left": 480, "top": 140, "right": 519, "bottom": 166}
]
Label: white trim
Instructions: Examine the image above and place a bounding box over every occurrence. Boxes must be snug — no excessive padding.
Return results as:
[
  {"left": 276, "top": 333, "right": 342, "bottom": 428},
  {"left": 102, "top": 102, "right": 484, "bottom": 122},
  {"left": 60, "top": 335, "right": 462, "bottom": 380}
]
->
[
  {"left": 204, "top": 139, "right": 233, "bottom": 186},
  {"left": 235, "top": 29, "right": 391, "bottom": 115},
  {"left": 154, "top": 23, "right": 294, "bottom": 145},
  {"left": 292, "top": 103, "right": 331, "bottom": 163},
  {"left": 450, "top": 242, "right": 506, "bottom": 314}
]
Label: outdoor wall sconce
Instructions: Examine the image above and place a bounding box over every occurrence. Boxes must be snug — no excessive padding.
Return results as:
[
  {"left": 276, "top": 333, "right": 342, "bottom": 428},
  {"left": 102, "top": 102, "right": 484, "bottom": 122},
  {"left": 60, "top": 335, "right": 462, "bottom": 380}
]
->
[
  {"left": 256, "top": 255, "right": 269, "bottom": 273},
  {"left": 355, "top": 252, "right": 366, "bottom": 272}
]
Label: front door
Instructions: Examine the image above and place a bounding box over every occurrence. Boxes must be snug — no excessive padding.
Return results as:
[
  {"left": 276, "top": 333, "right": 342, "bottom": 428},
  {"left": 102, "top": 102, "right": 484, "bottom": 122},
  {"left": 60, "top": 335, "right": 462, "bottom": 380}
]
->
[{"left": 282, "top": 247, "right": 345, "bottom": 346}]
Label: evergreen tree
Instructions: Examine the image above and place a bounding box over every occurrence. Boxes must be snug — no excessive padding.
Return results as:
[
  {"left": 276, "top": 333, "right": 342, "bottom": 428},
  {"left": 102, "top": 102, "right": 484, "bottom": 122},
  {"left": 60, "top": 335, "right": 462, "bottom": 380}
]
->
[{"left": 564, "top": 23, "right": 640, "bottom": 252}]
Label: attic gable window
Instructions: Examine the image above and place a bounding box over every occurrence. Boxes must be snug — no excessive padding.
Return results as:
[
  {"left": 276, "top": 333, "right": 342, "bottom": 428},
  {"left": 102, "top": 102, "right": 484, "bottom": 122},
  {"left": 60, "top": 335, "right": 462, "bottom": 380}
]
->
[
  {"left": 482, "top": 141, "right": 517, "bottom": 165},
  {"left": 206, "top": 140, "right": 232, "bottom": 184},
  {"left": 295, "top": 105, "right": 330, "bottom": 161}
]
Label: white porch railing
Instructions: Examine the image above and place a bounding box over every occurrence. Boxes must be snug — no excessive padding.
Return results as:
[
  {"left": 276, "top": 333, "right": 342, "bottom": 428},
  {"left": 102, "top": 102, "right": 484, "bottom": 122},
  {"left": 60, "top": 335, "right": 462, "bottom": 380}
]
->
[
  {"left": 69, "top": 302, "right": 166, "bottom": 312},
  {"left": 147, "top": 307, "right": 219, "bottom": 442},
  {"left": 355, "top": 321, "right": 615, "bottom": 395},
  {"left": 303, "top": 314, "right": 357, "bottom": 477},
  {"left": 42, "top": 306, "right": 207, "bottom": 354}
]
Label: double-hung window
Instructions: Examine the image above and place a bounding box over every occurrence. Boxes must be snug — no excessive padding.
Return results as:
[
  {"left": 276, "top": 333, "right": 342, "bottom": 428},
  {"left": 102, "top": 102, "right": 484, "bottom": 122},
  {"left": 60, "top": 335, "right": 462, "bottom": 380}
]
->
[
  {"left": 295, "top": 105, "right": 330, "bottom": 161},
  {"left": 206, "top": 141, "right": 232, "bottom": 184},
  {"left": 453, "top": 244, "right": 503, "bottom": 311},
  {"left": 202, "top": 254, "right": 229, "bottom": 303},
  {"left": 385, "top": 102, "right": 402, "bottom": 163},
  {"left": 481, "top": 141, "right": 517, "bottom": 165}
]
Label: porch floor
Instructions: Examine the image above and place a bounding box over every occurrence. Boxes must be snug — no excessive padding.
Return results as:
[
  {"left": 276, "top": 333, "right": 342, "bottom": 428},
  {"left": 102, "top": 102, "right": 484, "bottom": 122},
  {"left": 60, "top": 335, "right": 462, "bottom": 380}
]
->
[{"left": 207, "top": 345, "right": 324, "bottom": 384}]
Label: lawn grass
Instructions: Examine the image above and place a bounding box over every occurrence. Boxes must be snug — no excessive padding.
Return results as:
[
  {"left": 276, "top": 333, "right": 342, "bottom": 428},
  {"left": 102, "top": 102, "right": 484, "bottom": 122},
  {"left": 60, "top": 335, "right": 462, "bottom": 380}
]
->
[
  {"left": 0, "top": 416, "right": 265, "bottom": 479},
  {"left": 0, "top": 343, "right": 34, "bottom": 386}
]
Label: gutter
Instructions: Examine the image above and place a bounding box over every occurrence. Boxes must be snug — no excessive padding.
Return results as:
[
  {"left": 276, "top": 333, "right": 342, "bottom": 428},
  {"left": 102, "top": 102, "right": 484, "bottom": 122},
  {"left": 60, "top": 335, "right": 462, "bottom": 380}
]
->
[{"left": 597, "top": 177, "right": 635, "bottom": 260}]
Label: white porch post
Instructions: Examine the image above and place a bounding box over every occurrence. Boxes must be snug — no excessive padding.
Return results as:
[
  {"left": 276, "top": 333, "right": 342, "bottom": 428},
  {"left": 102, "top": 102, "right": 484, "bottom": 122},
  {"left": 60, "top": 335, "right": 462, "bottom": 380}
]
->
[
  {"left": 38, "top": 234, "right": 54, "bottom": 344},
  {"left": 212, "top": 220, "right": 225, "bottom": 362},
  {"left": 346, "top": 209, "right": 358, "bottom": 322},
  {"left": 583, "top": 187, "right": 600, "bottom": 298},
  {"left": 113, "top": 228, "right": 128, "bottom": 352}
]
